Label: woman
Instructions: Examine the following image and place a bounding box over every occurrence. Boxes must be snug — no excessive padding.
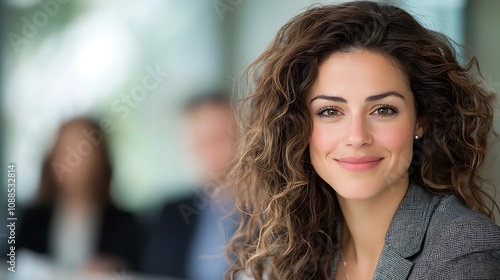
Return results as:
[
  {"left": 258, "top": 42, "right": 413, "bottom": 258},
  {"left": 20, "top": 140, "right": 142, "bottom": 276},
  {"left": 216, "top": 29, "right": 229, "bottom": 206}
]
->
[
  {"left": 227, "top": 1, "right": 500, "bottom": 279},
  {"left": 17, "top": 118, "right": 143, "bottom": 276}
]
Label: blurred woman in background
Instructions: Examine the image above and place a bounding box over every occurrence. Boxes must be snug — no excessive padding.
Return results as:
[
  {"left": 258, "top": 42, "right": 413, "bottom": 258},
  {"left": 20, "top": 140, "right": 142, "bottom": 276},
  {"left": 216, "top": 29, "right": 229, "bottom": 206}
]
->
[{"left": 17, "top": 118, "right": 142, "bottom": 277}]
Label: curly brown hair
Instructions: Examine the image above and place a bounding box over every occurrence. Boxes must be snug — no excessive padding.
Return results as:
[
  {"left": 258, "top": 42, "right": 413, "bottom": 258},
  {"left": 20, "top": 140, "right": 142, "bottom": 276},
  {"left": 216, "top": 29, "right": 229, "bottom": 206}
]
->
[{"left": 226, "top": 1, "right": 497, "bottom": 279}]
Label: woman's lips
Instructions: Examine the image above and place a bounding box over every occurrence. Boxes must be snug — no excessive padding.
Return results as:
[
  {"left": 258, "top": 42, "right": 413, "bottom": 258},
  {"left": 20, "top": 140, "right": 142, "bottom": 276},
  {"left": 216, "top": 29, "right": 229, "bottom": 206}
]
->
[{"left": 335, "top": 156, "right": 383, "bottom": 172}]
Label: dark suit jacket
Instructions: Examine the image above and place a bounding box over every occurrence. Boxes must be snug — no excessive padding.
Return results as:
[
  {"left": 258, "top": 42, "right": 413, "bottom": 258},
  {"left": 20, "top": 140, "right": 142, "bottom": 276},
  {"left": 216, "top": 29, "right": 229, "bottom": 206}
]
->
[
  {"left": 139, "top": 194, "right": 201, "bottom": 278},
  {"left": 331, "top": 182, "right": 500, "bottom": 279},
  {"left": 16, "top": 204, "right": 143, "bottom": 270}
]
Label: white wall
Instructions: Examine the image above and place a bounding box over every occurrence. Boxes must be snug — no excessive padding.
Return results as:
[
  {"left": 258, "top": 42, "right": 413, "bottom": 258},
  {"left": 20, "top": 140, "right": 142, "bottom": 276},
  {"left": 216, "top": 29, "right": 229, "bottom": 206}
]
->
[{"left": 466, "top": 0, "right": 500, "bottom": 224}]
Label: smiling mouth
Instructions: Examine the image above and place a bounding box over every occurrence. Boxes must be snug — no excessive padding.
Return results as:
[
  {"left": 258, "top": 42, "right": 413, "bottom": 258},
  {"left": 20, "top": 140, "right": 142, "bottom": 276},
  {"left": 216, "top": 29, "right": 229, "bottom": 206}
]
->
[{"left": 335, "top": 156, "right": 383, "bottom": 172}]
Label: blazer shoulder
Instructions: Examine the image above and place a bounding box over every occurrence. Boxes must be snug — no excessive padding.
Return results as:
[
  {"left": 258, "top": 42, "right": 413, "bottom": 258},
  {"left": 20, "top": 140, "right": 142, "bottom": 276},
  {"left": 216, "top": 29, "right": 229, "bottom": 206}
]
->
[
  {"left": 420, "top": 195, "right": 500, "bottom": 277},
  {"left": 427, "top": 195, "right": 500, "bottom": 252}
]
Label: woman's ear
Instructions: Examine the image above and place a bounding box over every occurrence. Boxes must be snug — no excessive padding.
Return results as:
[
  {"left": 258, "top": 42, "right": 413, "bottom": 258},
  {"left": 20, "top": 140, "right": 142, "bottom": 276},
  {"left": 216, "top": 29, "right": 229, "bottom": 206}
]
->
[{"left": 415, "top": 116, "right": 426, "bottom": 138}]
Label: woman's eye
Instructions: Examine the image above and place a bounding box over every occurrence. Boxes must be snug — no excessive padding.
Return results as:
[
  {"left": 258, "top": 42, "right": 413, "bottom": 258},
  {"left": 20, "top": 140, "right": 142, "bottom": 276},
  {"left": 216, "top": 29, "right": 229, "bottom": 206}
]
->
[
  {"left": 318, "top": 108, "right": 341, "bottom": 118},
  {"left": 372, "top": 105, "right": 399, "bottom": 117},
  {"left": 375, "top": 108, "right": 391, "bottom": 115}
]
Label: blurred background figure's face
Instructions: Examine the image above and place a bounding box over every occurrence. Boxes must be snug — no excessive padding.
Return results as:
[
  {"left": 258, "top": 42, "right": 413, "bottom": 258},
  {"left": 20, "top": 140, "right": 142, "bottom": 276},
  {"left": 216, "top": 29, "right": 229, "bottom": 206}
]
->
[
  {"left": 50, "top": 121, "right": 105, "bottom": 197},
  {"left": 185, "top": 104, "right": 236, "bottom": 182}
]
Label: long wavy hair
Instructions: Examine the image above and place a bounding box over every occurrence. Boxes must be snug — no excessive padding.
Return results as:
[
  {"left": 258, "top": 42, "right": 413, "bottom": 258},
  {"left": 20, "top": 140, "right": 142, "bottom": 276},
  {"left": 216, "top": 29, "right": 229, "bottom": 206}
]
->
[{"left": 226, "top": 1, "right": 497, "bottom": 279}]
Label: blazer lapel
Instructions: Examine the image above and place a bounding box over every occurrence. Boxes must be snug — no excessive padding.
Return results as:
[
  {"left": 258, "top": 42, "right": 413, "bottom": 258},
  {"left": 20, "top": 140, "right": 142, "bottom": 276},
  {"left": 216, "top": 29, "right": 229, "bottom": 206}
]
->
[
  {"left": 373, "top": 248, "right": 413, "bottom": 280},
  {"left": 373, "top": 182, "right": 441, "bottom": 280}
]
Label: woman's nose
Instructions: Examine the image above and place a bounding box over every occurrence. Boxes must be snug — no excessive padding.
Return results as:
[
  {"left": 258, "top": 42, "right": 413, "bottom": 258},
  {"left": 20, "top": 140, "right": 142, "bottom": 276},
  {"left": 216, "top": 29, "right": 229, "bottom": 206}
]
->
[{"left": 345, "top": 116, "right": 373, "bottom": 148}]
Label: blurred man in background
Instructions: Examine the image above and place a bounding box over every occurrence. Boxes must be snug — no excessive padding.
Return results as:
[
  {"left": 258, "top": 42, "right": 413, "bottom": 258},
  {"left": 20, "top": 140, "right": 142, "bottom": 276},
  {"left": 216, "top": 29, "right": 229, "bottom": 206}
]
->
[{"left": 139, "top": 91, "right": 238, "bottom": 280}]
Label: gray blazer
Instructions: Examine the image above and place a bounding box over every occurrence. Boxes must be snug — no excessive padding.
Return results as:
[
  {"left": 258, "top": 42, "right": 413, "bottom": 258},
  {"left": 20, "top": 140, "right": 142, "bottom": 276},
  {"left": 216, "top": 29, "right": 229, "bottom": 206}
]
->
[{"left": 332, "top": 182, "right": 500, "bottom": 279}]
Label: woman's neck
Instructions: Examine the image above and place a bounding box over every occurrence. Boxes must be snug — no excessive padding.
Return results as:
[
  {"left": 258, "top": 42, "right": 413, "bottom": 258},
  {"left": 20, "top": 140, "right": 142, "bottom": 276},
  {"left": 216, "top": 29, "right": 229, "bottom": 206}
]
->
[
  {"left": 337, "top": 177, "right": 409, "bottom": 277},
  {"left": 57, "top": 192, "right": 100, "bottom": 214}
]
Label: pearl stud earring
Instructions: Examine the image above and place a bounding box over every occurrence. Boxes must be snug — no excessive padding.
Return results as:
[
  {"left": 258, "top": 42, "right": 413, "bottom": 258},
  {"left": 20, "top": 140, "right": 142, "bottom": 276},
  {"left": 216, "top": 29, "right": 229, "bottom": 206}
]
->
[{"left": 415, "top": 135, "right": 420, "bottom": 140}]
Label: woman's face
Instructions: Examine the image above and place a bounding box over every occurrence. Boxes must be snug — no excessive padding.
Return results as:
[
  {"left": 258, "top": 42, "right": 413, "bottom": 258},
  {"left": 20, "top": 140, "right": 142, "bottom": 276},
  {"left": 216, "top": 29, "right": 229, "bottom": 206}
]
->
[
  {"left": 308, "top": 50, "right": 423, "bottom": 201},
  {"left": 51, "top": 121, "right": 105, "bottom": 194}
]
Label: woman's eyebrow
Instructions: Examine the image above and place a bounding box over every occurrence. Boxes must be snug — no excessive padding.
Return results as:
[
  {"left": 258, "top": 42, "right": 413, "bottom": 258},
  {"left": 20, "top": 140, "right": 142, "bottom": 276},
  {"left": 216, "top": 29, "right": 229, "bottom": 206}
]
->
[
  {"left": 365, "top": 91, "right": 405, "bottom": 103},
  {"left": 310, "top": 91, "right": 405, "bottom": 104},
  {"left": 310, "top": 95, "right": 347, "bottom": 103}
]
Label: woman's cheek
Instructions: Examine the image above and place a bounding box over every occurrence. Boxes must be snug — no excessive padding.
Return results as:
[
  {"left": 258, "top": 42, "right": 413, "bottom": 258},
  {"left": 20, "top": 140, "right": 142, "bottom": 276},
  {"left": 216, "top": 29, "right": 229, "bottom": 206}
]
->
[
  {"left": 376, "top": 124, "right": 415, "bottom": 169},
  {"left": 310, "top": 124, "right": 337, "bottom": 156}
]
